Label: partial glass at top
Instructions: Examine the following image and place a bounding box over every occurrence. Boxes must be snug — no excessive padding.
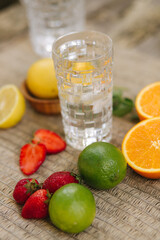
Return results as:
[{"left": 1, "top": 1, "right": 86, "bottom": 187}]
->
[
  {"left": 53, "top": 31, "right": 113, "bottom": 150},
  {"left": 21, "top": 0, "right": 85, "bottom": 57}
]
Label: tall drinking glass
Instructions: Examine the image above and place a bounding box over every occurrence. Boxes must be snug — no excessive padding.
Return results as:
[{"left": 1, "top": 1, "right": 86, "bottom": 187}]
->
[
  {"left": 21, "top": 0, "right": 85, "bottom": 57},
  {"left": 53, "top": 31, "right": 113, "bottom": 150}
]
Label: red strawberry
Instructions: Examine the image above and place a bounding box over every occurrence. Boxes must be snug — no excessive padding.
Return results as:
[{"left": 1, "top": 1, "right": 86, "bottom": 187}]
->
[
  {"left": 20, "top": 143, "right": 46, "bottom": 175},
  {"left": 13, "top": 178, "right": 39, "bottom": 204},
  {"left": 42, "top": 171, "right": 79, "bottom": 194},
  {"left": 32, "top": 129, "right": 66, "bottom": 154},
  {"left": 22, "top": 189, "right": 50, "bottom": 219}
]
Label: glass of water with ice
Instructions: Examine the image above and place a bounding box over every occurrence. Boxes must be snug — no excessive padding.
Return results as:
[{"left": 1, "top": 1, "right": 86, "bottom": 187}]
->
[{"left": 53, "top": 31, "right": 113, "bottom": 150}]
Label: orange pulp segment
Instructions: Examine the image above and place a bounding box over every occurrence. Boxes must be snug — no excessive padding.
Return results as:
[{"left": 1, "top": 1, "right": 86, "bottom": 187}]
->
[
  {"left": 135, "top": 82, "right": 160, "bottom": 120},
  {"left": 122, "top": 117, "right": 160, "bottom": 179}
]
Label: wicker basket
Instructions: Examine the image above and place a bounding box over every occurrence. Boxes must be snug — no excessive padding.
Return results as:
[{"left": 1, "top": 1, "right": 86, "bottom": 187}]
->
[{"left": 21, "top": 81, "right": 61, "bottom": 115}]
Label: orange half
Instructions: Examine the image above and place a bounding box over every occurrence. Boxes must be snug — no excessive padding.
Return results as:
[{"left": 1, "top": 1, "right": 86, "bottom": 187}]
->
[
  {"left": 122, "top": 117, "right": 160, "bottom": 179},
  {"left": 135, "top": 82, "right": 160, "bottom": 121}
]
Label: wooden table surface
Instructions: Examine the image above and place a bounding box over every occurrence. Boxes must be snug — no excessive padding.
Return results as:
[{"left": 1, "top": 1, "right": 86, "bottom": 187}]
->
[{"left": 0, "top": 1, "right": 160, "bottom": 239}]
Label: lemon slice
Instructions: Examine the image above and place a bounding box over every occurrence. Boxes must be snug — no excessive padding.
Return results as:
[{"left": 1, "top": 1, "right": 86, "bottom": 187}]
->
[
  {"left": 66, "top": 62, "right": 95, "bottom": 86},
  {"left": 72, "top": 62, "right": 94, "bottom": 72},
  {"left": 0, "top": 84, "right": 25, "bottom": 128}
]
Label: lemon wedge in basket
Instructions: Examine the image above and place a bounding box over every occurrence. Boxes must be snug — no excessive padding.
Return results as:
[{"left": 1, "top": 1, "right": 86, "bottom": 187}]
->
[{"left": 0, "top": 84, "right": 25, "bottom": 128}]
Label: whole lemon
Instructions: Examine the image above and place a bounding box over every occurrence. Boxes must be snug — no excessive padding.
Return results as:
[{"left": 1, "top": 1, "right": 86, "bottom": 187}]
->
[{"left": 26, "top": 58, "right": 58, "bottom": 99}]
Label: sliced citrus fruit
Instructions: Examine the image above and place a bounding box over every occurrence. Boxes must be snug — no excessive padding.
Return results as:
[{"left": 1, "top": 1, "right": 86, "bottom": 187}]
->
[
  {"left": 122, "top": 117, "right": 160, "bottom": 179},
  {"left": 135, "top": 82, "right": 160, "bottom": 121},
  {"left": 66, "top": 62, "right": 94, "bottom": 86},
  {"left": 66, "top": 62, "right": 105, "bottom": 88},
  {"left": 72, "top": 62, "right": 94, "bottom": 72},
  {"left": 0, "top": 84, "right": 25, "bottom": 128}
]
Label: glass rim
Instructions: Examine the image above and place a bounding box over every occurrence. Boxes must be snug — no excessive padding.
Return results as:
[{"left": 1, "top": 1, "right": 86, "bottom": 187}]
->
[{"left": 52, "top": 30, "right": 113, "bottom": 62}]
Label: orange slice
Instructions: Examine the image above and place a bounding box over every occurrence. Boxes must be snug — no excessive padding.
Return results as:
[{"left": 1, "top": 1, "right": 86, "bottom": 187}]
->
[
  {"left": 122, "top": 117, "right": 160, "bottom": 179},
  {"left": 135, "top": 82, "right": 160, "bottom": 121}
]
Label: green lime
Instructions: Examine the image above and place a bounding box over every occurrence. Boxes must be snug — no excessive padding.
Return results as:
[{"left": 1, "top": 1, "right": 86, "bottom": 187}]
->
[
  {"left": 78, "top": 142, "right": 127, "bottom": 189},
  {"left": 49, "top": 183, "right": 96, "bottom": 234}
]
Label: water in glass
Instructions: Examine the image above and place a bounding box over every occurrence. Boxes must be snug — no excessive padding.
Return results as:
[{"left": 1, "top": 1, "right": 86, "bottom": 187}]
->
[{"left": 53, "top": 31, "right": 113, "bottom": 150}]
